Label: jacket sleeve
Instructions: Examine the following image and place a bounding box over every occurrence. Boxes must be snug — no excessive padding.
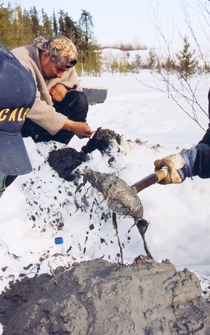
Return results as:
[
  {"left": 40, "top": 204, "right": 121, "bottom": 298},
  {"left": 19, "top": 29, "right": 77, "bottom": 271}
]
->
[
  {"left": 192, "top": 127, "right": 210, "bottom": 178},
  {"left": 46, "top": 67, "right": 82, "bottom": 92},
  {"left": 191, "top": 122, "right": 210, "bottom": 178},
  {"left": 179, "top": 126, "right": 210, "bottom": 179},
  {"left": 193, "top": 148, "right": 210, "bottom": 178},
  {"left": 191, "top": 89, "right": 210, "bottom": 178},
  {"left": 197, "top": 125, "right": 210, "bottom": 147},
  {"left": 28, "top": 90, "right": 68, "bottom": 135},
  {"left": 22, "top": 55, "right": 68, "bottom": 135}
]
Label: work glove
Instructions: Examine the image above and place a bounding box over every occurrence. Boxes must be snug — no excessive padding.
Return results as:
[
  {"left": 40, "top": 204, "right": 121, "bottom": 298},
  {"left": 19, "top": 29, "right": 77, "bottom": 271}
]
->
[
  {"left": 154, "top": 140, "right": 210, "bottom": 184},
  {"left": 154, "top": 148, "right": 198, "bottom": 184},
  {"left": 154, "top": 153, "right": 187, "bottom": 184}
]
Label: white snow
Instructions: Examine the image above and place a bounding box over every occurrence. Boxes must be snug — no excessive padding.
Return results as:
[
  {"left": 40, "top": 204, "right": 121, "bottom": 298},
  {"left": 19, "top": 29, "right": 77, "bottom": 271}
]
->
[{"left": 0, "top": 66, "right": 210, "bottom": 333}]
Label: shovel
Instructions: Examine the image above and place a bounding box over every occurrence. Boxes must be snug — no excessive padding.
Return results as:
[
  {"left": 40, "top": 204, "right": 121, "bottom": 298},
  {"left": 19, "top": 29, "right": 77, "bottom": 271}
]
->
[
  {"left": 81, "top": 167, "right": 168, "bottom": 259},
  {"left": 82, "top": 167, "right": 168, "bottom": 214},
  {"left": 131, "top": 167, "right": 168, "bottom": 193}
]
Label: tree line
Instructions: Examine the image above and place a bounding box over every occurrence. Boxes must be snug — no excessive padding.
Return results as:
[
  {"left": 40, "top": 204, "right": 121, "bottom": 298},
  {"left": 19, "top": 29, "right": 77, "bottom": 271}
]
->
[
  {"left": 0, "top": 2, "right": 208, "bottom": 128},
  {"left": 0, "top": 3, "right": 102, "bottom": 75},
  {"left": 0, "top": 2, "right": 208, "bottom": 79}
]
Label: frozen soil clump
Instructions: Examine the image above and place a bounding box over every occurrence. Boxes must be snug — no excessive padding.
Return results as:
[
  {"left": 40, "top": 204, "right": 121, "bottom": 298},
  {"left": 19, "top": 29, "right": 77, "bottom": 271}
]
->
[{"left": 48, "top": 127, "right": 122, "bottom": 180}]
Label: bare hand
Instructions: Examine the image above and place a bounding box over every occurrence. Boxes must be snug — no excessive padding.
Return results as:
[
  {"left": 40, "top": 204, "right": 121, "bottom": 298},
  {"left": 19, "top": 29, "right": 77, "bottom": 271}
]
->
[
  {"left": 49, "top": 84, "right": 67, "bottom": 102},
  {"left": 62, "top": 120, "right": 94, "bottom": 138}
]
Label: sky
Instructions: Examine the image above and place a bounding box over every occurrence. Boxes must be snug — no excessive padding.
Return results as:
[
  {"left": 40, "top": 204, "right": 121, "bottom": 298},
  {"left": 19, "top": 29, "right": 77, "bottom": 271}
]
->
[
  {"left": 8, "top": 0, "right": 210, "bottom": 52},
  {"left": 0, "top": 49, "right": 210, "bottom": 334}
]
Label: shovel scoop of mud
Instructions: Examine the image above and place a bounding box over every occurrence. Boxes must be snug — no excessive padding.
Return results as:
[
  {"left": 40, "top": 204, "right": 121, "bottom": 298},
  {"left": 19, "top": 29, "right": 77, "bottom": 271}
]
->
[
  {"left": 82, "top": 167, "right": 168, "bottom": 221},
  {"left": 81, "top": 167, "right": 168, "bottom": 259},
  {"left": 82, "top": 167, "right": 144, "bottom": 222}
]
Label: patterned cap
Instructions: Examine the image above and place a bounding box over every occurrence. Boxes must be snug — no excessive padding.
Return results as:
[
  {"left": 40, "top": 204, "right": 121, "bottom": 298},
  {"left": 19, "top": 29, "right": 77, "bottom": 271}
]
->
[{"left": 34, "top": 35, "right": 77, "bottom": 68}]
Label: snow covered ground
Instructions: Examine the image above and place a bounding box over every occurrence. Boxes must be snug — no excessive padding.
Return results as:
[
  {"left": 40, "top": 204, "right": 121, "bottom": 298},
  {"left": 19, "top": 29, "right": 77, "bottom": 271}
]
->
[{"left": 0, "top": 68, "right": 210, "bottom": 326}]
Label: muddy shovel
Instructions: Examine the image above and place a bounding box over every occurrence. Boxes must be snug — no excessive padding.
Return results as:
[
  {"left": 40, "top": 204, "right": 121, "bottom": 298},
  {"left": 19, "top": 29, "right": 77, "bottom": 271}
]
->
[
  {"left": 82, "top": 166, "right": 168, "bottom": 224},
  {"left": 82, "top": 167, "right": 168, "bottom": 259}
]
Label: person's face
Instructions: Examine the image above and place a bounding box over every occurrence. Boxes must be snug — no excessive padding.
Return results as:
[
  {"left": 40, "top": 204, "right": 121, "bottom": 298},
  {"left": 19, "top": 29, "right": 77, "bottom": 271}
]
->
[{"left": 40, "top": 52, "right": 69, "bottom": 79}]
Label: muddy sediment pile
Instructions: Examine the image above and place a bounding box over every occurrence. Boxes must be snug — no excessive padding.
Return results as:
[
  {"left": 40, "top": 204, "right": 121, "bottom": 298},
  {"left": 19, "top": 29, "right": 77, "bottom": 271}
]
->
[{"left": 0, "top": 258, "right": 210, "bottom": 335}]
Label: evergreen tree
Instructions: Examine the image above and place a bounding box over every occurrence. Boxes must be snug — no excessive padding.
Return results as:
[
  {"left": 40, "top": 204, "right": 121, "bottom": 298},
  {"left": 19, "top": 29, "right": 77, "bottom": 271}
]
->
[
  {"left": 11, "top": 6, "right": 34, "bottom": 48},
  {"left": 41, "top": 9, "right": 53, "bottom": 38},
  {"left": 0, "top": 4, "right": 13, "bottom": 47},
  {"left": 79, "top": 10, "right": 94, "bottom": 51},
  {"left": 29, "top": 6, "right": 41, "bottom": 37},
  {"left": 53, "top": 11, "right": 58, "bottom": 35},
  {"left": 176, "top": 36, "right": 198, "bottom": 79},
  {"left": 135, "top": 54, "right": 141, "bottom": 69},
  {"left": 64, "top": 14, "right": 75, "bottom": 40},
  {"left": 164, "top": 57, "right": 176, "bottom": 72},
  {"left": 58, "top": 10, "right": 65, "bottom": 34},
  {"left": 147, "top": 50, "right": 156, "bottom": 70}
]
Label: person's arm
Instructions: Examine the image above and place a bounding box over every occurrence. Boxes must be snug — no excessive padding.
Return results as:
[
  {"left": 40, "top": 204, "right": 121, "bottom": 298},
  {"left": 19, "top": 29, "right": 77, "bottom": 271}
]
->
[
  {"left": 62, "top": 119, "right": 94, "bottom": 138},
  {"left": 53, "top": 67, "right": 82, "bottom": 92},
  {"left": 46, "top": 67, "right": 82, "bottom": 101},
  {"left": 49, "top": 84, "right": 67, "bottom": 102},
  {"left": 154, "top": 89, "right": 210, "bottom": 184},
  {"left": 154, "top": 149, "right": 197, "bottom": 184},
  {"left": 26, "top": 92, "right": 68, "bottom": 135},
  {"left": 154, "top": 128, "right": 210, "bottom": 184},
  {"left": 193, "top": 144, "right": 210, "bottom": 179}
]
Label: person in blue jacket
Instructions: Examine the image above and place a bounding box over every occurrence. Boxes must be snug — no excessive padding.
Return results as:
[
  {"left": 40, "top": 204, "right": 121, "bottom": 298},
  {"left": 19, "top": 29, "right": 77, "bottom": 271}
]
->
[{"left": 0, "top": 44, "right": 36, "bottom": 197}]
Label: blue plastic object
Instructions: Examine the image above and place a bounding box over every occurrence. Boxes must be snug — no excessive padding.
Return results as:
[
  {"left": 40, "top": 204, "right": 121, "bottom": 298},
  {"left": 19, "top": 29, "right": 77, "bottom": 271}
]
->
[{"left": 54, "top": 237, "right": 64, "bottom": 245}]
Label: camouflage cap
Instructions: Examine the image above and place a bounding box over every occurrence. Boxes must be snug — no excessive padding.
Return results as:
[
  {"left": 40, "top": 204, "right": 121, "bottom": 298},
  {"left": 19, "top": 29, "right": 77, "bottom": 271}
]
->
[{"left": 34, "top": 35, "right": 77, "bottom": 68}]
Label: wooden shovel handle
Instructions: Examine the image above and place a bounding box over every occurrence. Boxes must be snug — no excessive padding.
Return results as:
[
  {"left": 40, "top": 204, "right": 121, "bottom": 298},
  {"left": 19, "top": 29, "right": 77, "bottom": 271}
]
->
[{"left": 131, "top": 168, "right": 168, "bottom": 193}]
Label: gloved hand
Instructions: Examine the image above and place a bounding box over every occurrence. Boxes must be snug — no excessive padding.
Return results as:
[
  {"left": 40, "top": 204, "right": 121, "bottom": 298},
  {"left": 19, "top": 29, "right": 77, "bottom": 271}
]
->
[{"left": 154, "top": 153, "right": 187, "bottom": 184}]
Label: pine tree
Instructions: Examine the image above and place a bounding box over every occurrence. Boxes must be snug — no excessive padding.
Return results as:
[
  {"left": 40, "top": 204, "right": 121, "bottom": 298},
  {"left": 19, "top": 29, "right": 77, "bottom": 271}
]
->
[
  {"left": 147, "top": 50, "right": 156, "bottom": 71},
  {"left": 29, "top": 7, "right": 41, "bottom": 37},
  {"left": 79, "top": 10, "right": 94, "bottom": 51},
  {"left": 64, "top": 14, "right": 75, "bottom": 40},
  {"left": 41, "top": 9, "right": 53, "bottom": 38},
  {"left": 58, "top": 10, "right": 65, "bottom": 35},
  {"left": 0, "top": 4, "right": 13, "bottom": 47},
  {"left": 11, "top": 6, "right": 34, "bottom": 48},
  {"left": 53, "top": 11, "right": 58, "bottom": 35},
  {"left": 176, "top": 36, "right": 198, "bottom": 79}
]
